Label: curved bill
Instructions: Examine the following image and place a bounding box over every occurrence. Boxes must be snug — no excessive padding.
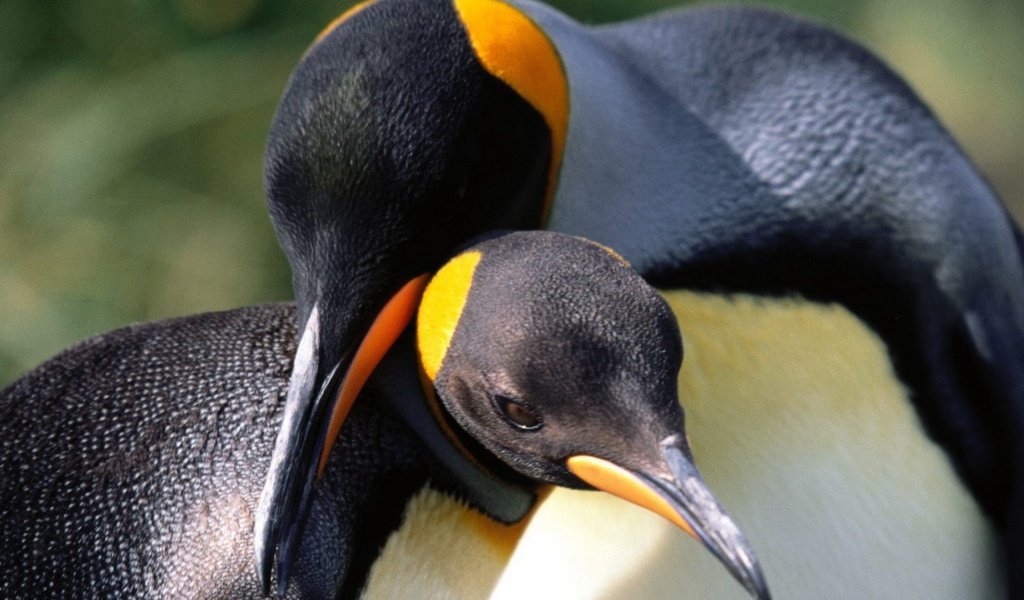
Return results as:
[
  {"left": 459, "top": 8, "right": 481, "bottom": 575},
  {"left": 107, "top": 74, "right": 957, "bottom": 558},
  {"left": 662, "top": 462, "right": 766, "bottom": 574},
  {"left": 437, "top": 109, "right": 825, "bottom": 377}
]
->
[
  {"left": 254, "top": 275, "right": 429, "bottom": 596},
  {"left": 567, "top": 436, "right": 771, "bottom": 600}
]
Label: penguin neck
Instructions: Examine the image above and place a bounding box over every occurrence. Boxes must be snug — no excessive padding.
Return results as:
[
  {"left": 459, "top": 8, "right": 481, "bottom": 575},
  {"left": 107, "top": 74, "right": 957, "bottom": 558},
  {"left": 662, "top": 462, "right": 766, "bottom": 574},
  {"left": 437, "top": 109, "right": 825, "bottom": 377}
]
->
[
  {"left": 370, "top": 330, "right": 539, "bottom": 524},
  {"left": 511, "top": 0, "right": 765, "bottom": 267},
  {"left": 363, "top": 332, "right": 549, "bottom": 599}
]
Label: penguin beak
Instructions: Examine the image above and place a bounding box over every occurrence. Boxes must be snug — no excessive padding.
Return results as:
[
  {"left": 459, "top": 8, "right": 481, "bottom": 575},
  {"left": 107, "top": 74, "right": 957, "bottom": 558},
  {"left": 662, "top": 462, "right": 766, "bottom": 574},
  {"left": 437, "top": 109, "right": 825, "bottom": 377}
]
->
[
  {"left": 313, "top": 274, "right": 430, "bottom": 476},
  {"left": 254, "top": 275, "right": 429, "bottom": 595},
  {"left": 566, "top": 436, "right": 771, "bottom": 600}
]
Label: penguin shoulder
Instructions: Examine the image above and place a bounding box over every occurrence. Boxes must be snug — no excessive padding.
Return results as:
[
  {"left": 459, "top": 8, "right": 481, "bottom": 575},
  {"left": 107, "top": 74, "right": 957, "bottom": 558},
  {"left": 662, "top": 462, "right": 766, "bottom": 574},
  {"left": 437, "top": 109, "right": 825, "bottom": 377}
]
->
[{"left": 594, "top": 5, "right": 926, "bottom": 128}]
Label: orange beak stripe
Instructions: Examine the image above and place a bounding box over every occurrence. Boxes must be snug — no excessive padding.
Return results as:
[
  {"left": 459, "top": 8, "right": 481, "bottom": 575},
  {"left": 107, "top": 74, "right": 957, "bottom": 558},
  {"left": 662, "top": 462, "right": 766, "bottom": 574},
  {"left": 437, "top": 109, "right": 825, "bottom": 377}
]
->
[
  {"left": 566, "top": 454, "right": 698, "bottom": 540},
  {"left": 317, "top": 274, "right": 430, "bottom": 477}
]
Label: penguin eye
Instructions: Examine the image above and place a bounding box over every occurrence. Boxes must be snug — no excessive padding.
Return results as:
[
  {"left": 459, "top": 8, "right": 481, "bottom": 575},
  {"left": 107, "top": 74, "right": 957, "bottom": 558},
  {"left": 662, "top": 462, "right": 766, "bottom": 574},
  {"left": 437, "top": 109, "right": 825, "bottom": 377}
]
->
[{"left": 492, "top": 395, "right": 541, "bottom": 430}]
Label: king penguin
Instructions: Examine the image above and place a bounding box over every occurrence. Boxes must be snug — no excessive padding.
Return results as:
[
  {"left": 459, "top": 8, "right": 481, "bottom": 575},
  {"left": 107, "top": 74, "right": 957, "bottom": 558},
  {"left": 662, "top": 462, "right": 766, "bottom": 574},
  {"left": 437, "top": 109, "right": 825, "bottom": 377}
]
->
[
  {"left": 0, "top": 231, "right": 768, "bottom": 599},
  {"left": 253, "top": 0, "right": 1024, "bottom": 599}
]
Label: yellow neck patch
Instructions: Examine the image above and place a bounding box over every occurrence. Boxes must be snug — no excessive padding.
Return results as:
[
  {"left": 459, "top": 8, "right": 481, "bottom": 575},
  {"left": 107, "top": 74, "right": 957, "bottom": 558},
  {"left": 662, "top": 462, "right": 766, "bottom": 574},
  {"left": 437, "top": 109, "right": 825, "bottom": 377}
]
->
[
  {"left": 417, "top": 250, "right": 482, "bottom": 380},
  {"left": 452, "top": 0, "right": 569, "bottom": 224}
]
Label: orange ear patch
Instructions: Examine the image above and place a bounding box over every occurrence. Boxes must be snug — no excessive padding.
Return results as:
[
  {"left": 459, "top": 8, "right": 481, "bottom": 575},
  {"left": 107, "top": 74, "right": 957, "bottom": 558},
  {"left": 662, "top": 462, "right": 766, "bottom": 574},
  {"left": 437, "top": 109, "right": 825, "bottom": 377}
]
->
[
  {"left": 417, "top": 251, "right": 482, "bottom": 381},
  {"left": 453, "top": 0, "right": 569, "bottom": 224}
]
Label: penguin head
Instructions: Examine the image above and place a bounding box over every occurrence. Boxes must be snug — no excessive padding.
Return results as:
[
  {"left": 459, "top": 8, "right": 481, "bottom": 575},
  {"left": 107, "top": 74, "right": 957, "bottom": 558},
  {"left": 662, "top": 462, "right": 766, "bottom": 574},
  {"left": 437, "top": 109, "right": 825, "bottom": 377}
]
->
[
  {"left": 420, "top": 232, "right": 684, "bottom": 483},
  {"left": 418, "top": 231, "right": 770, "bottom": 600},
  {"left": 256, "top": 1, "right": 570, "bottom": 590},
  {"left": 265, "top": 0, "right": 567, "bottom": 345}
]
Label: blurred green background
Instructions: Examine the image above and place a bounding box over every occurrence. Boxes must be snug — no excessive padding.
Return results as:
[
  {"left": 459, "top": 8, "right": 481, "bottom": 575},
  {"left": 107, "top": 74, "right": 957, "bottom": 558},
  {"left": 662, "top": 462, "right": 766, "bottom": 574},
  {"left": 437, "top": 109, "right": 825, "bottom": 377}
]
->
[{"left": 1, "top": 0, "right": 1021, "bottom": 385}]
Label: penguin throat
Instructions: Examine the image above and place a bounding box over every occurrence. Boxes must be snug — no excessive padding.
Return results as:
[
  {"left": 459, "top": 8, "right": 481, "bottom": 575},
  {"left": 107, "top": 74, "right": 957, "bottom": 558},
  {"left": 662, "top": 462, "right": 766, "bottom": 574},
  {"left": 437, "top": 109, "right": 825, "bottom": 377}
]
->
[{"left": 419, "top": 369, "right": 537, "bottom": 500}]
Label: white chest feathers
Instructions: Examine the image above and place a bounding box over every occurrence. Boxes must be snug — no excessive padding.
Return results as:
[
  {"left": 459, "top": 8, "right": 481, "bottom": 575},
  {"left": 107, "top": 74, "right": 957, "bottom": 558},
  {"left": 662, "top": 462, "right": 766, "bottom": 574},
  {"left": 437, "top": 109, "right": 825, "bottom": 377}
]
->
[
  {"left": 492, "top": 291, "right": 1003, "bottom": 600},
  {"left": 362, "top": 291, "right": 1003, "bottom": 599}
]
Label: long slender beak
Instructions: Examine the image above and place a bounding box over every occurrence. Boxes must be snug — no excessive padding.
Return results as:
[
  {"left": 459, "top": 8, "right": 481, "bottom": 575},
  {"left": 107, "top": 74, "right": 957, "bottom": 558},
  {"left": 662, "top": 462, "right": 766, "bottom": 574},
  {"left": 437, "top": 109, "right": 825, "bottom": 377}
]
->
[
  {"left": 567, "top": 436, "right": 771, "bottom": 600},
  {"left": 254, "top": 276, "right": 428, "bottom": 596}
]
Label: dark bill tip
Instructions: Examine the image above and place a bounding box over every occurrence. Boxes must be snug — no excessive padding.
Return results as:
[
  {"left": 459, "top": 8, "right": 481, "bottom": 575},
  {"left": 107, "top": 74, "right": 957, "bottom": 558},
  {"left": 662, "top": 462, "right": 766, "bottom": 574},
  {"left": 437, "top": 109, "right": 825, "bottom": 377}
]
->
[{"left": 567, "top": 439, "right": 771, "bottom": 600}]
